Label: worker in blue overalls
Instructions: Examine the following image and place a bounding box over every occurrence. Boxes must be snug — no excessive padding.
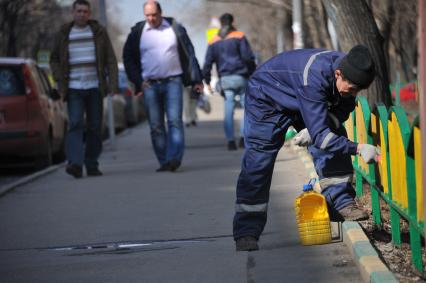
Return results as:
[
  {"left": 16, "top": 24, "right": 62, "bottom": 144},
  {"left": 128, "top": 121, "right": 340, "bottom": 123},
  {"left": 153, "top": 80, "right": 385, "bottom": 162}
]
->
[{"left": 234, "top": 45, "right": 379, "bottom": 251}]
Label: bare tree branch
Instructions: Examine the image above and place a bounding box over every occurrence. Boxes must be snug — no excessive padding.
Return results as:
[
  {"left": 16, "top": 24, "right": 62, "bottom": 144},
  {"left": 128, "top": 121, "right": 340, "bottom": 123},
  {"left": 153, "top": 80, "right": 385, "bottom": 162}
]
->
[{"left": 0, "top": 0, "right": 67, "bottom": 57}]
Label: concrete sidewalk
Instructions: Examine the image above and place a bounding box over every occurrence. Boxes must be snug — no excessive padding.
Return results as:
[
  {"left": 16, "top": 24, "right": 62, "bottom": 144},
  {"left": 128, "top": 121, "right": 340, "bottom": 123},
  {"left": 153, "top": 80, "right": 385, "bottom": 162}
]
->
[{"left": 0, "top": 94, "right": 372, "bottom": 282}]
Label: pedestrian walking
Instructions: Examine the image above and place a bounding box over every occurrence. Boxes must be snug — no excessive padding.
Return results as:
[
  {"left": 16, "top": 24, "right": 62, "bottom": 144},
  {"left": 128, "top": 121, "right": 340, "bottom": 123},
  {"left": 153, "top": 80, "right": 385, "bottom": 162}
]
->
[
  {"left": 202, "top": 13, "right": 256, "bottom": 151},
  {"left": 50, "top": 0, "right": 118, "bottom": 178},
  {"left": 233, "top": 45, "right": 379, "bottom": 251},
  {"left": 123, "top": 0, "right": 203, "bottom": 172}
]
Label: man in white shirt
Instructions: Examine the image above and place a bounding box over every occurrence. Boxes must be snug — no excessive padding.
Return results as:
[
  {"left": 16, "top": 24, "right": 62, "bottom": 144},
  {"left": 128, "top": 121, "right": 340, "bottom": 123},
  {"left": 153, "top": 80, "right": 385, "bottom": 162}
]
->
[{"left": 123, "top": 1, "right": 203, "bottom": 172}]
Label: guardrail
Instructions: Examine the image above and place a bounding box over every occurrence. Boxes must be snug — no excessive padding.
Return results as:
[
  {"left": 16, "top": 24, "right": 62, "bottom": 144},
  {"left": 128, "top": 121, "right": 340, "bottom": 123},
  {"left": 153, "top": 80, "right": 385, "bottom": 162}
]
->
[{"left": 345, "top": 96, "right": 424, "bottom": 273}]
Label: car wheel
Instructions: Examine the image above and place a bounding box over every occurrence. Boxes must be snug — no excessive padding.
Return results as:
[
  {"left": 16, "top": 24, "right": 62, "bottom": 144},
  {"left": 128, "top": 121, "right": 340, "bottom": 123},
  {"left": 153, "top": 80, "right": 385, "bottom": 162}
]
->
[{"left": 35, "top": 134, "right": 53, "bottom": 170}]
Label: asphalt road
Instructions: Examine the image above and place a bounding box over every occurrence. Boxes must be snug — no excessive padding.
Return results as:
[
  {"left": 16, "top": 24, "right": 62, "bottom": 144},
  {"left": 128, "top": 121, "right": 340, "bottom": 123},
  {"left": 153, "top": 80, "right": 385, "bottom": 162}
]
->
[{"left": 0, "top": 95, "right": 362, "bottom": 283}]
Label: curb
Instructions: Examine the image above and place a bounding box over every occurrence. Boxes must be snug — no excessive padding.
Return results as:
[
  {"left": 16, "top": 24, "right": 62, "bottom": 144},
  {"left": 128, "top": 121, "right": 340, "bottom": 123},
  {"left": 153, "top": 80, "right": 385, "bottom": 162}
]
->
[
  {"left": 343, "top": 222, "right": 399, "bottom": 283},
  {"left": 0, "top": 125, "right": 138, "bottom": 198},
  {"left": 0, "top": 163, "right": 64, "bottom": 197},
  {"left": 289, "top": 141, "right": 399, "bottom": 283}
]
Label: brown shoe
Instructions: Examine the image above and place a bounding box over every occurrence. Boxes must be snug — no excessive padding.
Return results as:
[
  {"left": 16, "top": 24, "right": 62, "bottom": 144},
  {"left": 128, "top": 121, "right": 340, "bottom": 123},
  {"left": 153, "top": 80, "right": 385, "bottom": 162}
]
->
[
  {"left": 66, "top": 164, "right": 82, "bottom": 179},
  {"left": 338, "top": 203, "right": 369, "bottom": 221},
  {"left": 235, "top": 236, "right": 259, "bottom": 251},
  {"left": 156, "top": 163, "right": 171, "bottom": 172},
  {"left": 168, "top": 159, "right": 181, "bottom": 172}
]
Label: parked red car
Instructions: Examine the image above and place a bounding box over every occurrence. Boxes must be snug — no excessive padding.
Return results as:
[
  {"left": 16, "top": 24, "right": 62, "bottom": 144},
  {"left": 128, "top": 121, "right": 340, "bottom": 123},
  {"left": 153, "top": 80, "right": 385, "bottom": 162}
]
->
[{"left": 0, "top": 57, "right": 67, "bottom": 168}]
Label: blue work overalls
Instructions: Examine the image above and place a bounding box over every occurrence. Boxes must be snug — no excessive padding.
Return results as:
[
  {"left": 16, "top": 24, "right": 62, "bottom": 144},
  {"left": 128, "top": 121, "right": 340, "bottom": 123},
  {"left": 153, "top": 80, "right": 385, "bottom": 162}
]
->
[{"left": 233, "top": 49, "right": 359, "bottom": 240}]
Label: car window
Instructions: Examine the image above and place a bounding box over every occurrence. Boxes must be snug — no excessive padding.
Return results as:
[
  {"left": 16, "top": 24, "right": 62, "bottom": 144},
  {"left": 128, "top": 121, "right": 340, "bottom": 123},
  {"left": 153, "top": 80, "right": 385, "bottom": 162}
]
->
[{"left": 0, "top": 66, "right": 25, "bottom": 96}]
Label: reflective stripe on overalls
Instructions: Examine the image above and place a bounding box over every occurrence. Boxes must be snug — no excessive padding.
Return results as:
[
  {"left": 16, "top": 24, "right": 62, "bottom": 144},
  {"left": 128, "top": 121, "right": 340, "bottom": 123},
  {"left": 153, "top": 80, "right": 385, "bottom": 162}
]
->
[
  {"left": 319, "top": 174, "right": 353, "bottom": 190},
  {"left": 235, "top": 203, "right": 268, "bottom": 213}
]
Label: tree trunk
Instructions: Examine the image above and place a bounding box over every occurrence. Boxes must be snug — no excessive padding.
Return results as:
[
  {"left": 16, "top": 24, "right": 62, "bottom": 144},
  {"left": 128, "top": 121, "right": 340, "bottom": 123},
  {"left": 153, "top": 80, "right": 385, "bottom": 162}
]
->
[
  {"left": 281, "top": 7, "right": 294, "bottom": 51},
  {"left": 322, "top": 0, "right": 392, "bottom": 108},
  {"left": 303, "top": 1, "right": 333, "bottom": 49},
  {"left": 371, "top": 0, "right": 393, "bottom": 81}
]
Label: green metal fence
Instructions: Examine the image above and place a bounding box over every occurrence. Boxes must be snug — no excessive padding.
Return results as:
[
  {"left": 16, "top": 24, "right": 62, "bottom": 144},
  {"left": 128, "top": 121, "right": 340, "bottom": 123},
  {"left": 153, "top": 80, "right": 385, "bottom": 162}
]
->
[{"left": 346, "top": 95, "right": 424, "bottom": 273}]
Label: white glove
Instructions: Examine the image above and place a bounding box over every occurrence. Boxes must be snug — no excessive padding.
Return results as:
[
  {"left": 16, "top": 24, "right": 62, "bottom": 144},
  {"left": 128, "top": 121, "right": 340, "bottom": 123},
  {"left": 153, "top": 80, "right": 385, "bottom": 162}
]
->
[
  {"left": 293, "top": 128, "right": 311, "bottom": 146},
  {"left": 357, "top": 144, "right": 379, "bottom": 163}
]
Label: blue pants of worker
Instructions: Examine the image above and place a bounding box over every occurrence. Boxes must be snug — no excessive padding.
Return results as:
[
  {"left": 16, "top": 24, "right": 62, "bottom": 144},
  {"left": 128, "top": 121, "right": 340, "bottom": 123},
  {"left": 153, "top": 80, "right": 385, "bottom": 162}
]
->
[{"left": 233, "top": 85, "right": 356, "bottom": 240}]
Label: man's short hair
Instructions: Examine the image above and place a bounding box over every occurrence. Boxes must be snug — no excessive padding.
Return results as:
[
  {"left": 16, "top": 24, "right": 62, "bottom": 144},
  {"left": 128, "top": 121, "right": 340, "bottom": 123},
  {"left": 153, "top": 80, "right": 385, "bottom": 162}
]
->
[
  {"left": 220, "top": 13, "right": 234, "bottom": 26},
  {"left": 73, "top": 0, "right": 90, "bottom": 9},
  {"left": 144, "top": 1, "right": 162, "bottom": 14}
]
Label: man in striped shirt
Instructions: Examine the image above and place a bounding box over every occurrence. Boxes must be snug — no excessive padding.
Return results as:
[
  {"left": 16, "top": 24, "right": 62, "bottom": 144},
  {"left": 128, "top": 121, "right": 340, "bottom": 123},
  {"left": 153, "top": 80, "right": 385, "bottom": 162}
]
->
[{"left": 50, "top": 0, "right": 118, "bottom": 178}]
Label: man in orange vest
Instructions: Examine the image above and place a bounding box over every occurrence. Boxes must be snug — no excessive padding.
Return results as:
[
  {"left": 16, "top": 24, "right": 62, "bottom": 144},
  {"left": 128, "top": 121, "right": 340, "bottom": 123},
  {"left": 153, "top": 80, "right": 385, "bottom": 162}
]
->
[{"left": 202, "top": 13, "right": 256, "bottom": 150}]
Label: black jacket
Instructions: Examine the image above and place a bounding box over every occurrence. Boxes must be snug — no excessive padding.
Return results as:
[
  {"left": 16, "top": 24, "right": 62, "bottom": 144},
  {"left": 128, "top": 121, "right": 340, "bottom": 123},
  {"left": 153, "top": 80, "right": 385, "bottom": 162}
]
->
[{"left": 122, "top": 17, "right": 203, "bottom": 93}]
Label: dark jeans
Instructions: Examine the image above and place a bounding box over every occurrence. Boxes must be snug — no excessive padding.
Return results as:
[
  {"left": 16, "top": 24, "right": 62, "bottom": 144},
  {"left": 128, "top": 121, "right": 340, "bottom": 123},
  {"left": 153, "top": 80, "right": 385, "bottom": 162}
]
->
[{"left": 66, "top": 88, "right": 103, "bottom": 169}]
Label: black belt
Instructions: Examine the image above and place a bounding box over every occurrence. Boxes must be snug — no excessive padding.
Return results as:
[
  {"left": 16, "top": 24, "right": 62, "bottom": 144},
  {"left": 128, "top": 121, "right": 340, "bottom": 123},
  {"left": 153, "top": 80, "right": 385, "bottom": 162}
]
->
[{"left": 147, "top": 75, "right": 181, "bottom": 84}]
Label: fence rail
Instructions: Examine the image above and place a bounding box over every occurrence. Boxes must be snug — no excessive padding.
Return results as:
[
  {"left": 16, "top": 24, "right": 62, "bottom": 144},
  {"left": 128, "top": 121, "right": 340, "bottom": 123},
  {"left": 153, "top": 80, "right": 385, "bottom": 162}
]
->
[{"left": 346, "top": 96, "right": 424, "bottom": 273}]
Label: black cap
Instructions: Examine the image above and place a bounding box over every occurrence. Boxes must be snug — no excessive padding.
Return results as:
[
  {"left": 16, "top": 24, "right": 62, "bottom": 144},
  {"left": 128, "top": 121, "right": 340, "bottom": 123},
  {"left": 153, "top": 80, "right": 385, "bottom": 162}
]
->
[{"left": 338, "top": 45, "right": 375, "bottom": 89}]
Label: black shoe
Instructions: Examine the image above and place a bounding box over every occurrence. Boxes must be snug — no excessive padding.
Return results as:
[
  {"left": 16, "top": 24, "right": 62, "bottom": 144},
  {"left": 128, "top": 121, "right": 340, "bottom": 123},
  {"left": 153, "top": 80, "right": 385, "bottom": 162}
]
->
[
  {"left": 66, "top": 164, "right": 82, "bottom": 179},
  {"left": 235, "top": 236, "right": 259, "bottom": 251},
  {"left": 191, "top": 121, "right": 197, "bottom": 126},
  {"left": 156, "top": 163, "right": 171, "bottom": 172},
  {"left": 338, "top": 203, "right": 369, "bottom": 221},
  {"left": 328, "top": 206, "right": 345, "bottom": 222},
  {"left": 87, "top": 168, "right": 103, "bottom": 177},
  {"left": 168, "top": 159, "right": 181, "bottom": 172},
  {"left": 228, "top": 141, "right": 237, "bottom": 151},
  {"left": 238, "top": 137, "right": 245, "bottom": 148}
]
